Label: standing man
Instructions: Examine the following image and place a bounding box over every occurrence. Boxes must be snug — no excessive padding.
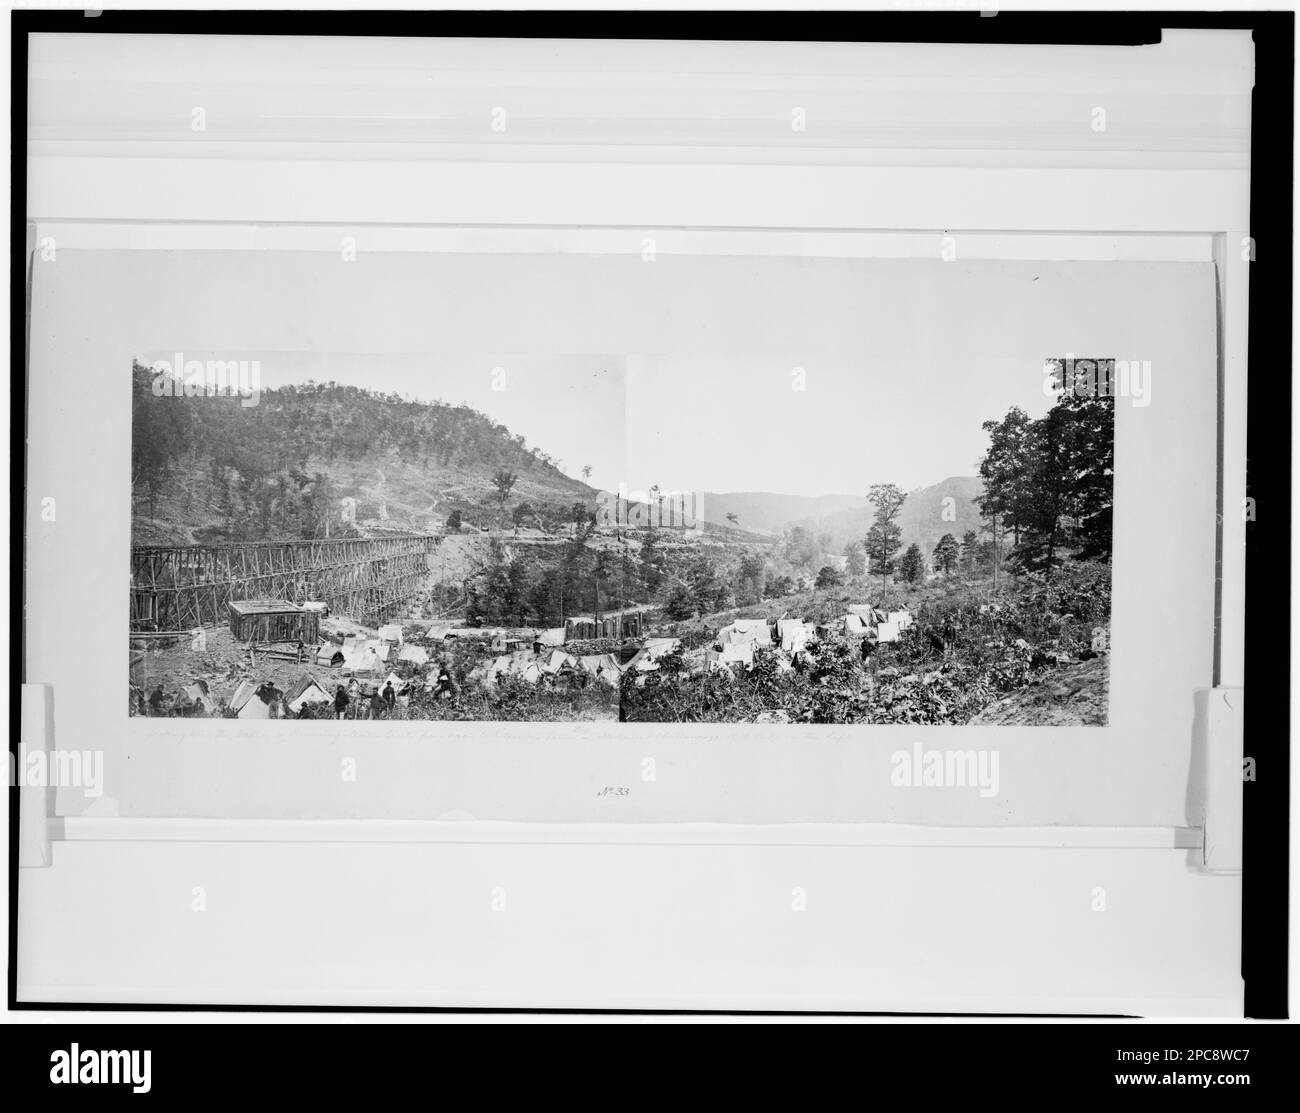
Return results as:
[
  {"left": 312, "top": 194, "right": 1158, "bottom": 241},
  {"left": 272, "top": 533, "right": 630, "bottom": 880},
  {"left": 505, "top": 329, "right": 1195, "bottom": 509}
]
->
[{"left": 333, "top": 684, "right": 349, "bottom": 721}]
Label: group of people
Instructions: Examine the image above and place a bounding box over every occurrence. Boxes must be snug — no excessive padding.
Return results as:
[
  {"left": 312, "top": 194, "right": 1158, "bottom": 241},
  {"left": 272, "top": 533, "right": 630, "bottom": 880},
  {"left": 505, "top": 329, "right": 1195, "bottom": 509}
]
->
[
  {"left": 131, "top": 656, "right": 463, "bottom": 720},
  {"left": 330, "top": 661, "right": 458, "bottom": 719},
  {"left": 332, "top": 680, "right": 397, "bottom": 720}
]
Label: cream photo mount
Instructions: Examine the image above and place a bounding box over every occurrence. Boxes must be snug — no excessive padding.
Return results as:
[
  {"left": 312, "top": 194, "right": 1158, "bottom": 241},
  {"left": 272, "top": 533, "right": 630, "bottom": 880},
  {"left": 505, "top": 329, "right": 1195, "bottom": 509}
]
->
[{"left": 23, "top": 220, "right": 1239, "bottom": 846}]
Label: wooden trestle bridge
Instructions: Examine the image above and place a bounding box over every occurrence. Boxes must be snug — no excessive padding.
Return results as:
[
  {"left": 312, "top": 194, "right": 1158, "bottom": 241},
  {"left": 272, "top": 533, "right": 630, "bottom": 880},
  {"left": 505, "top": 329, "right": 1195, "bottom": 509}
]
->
[{"left": 130, "top": 535, "right": 439, "bottom": 632}]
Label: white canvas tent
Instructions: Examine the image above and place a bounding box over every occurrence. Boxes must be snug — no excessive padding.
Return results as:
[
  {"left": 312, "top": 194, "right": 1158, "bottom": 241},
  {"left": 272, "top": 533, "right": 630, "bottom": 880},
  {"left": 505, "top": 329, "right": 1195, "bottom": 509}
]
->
[
  {"left": 377, "top": 624, "right": 404, "bottom": 644},
  {"left": 285, "top": 674, "right": 333, "bottom": 713},
  {"left": 578, "top": 653, "right": 623, "bottom": 687},
  {"left": 397, "top": 643, "right": 430, "bottom": 666},
  {"left": 480, "top": 653, "right": 544, "bottom": 686},
  {"left": 706, "top": 642, "right": 755, "bottom": 671},
  {"left": 340, "top": 637, "right": 389, "bottom": 675},
  {"left": 229, "top": 678, "right": 272, "bottom": 720},
  {"left": 540, "top": 649, "right": 578, "bottom": 675},
  {"left": 178, "top": 683, "right": 217, "bottom": 714},
  {"left": 625, "top": 638, "right": 681, "bottom": 673},
  {"left": 718, "top": 619, "right": 771, "bottom": 647},
  {"left": 779, "top": 621, "right": 814, "bottom": 654}
]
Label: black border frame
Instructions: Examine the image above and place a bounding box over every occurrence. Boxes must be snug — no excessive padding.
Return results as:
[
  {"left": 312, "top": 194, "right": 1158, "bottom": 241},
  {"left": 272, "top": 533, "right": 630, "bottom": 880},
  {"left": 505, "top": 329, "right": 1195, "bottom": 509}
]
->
[{"left": 9, "top": 9, "right": 1291, "bottom": 1022}]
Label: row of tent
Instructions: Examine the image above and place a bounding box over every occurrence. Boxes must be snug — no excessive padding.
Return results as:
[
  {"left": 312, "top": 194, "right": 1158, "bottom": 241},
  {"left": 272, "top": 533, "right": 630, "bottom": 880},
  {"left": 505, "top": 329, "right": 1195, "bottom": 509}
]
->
[
  {"left": 700, "top": 607, "right": 915, "bottom": 674},
  {"left": 714, "top": 607, "right": 913, "bottom": 655},
  {"left": 469, "top": 637, "right": 682, "bottom": 690},
  {"left": 838, "top": 608, "right": 913, "bottom": 643},
  {"left": 227, "top": 674, "right": 335, "bottom": 719},
  {"left": 226, "top": 669, "right": 432, "bottom": 718},
  {"left": 316, "top": 635, "right": 439, "bottom": 675}
]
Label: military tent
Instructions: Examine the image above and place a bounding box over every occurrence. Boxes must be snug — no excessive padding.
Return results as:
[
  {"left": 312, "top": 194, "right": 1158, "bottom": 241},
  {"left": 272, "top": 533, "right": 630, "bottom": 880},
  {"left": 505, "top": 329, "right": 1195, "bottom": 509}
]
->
[
  {"left": 718, "top": 619, "right": 771, "bottom": 647},
  {"left": 780, "top": 621, "right": 814, "bottom": 654},
  {"left": 377, "top": 624, "right": 404, "bottom": 644},
  {"left": 341, "top": 637, "right": 389, "bottom": 675},
  {"left": 177, "top": 683, "right": 217, "bottom": 715},
  {"left": 229, "top": 678, "right": 272, "bottom": 720},
  {"left": 624, "top": 638, "right": 682, "bottom": 673},
  {"left": 876, "top": 620, "right": 901, "bottom": 644},
  {"left": 540, "top": 649, "right": 579, "bottom": 675},
  {"left": 478, "top": 653, "right": 543, "bottom": 686},
  {"left": 397, "top": 643, "right": 430, "bottom": 666},
  {"left": 285, "top": 674, "right": 333, "bottom": 713},
  {"left": 706, "top": 642, "right": 755, "bottom": 671},
  {"left": 578, "top": 653, "right": 623, "bottom": 687}
]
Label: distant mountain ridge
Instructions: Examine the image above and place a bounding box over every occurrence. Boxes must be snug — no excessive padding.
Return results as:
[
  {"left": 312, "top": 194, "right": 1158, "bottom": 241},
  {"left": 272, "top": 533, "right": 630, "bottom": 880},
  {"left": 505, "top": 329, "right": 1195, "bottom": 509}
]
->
[
  {"left": 698, "top": 477, "right": 986, "bottom": 557},
  {"left": 695, "top": 492, "right": 865, "bottom": 536}
]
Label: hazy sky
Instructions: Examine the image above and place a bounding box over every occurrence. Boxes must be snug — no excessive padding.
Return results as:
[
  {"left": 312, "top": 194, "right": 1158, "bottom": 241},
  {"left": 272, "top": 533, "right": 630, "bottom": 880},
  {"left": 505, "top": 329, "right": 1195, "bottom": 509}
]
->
[{"left": 131, "top": 251, "right": 1188, "bottom": 496}]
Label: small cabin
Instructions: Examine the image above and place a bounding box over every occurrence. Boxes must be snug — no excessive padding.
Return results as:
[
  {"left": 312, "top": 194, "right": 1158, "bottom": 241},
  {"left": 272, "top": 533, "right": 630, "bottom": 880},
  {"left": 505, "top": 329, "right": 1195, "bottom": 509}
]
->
[
  {"left": 228, "top": 599, "right": 320, "bottom": 645},
  {"left": 564, "top": 607, "right": 648, "bottom": 641}
]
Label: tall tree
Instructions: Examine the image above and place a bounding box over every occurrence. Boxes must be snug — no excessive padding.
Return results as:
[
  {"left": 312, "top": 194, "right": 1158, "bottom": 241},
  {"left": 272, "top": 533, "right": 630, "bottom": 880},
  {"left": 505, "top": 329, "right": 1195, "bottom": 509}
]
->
[
  {"left": 864, "top": 483, "right": 907, "bottom": 593},
  {"left": 976, "top": 406, "right": 1033, "bottom": 574},
  {"left": 639, "top": 530, "right": 665, "bottom": 595},
  {"left": 491, "top": 468, "right": 517, "bottom": 527},
  {"left": 959, "top": 529, "right": 979, "bottom": 575},
  {"left": 737, "top": 552, "right": 766, "bottom": 606},
  {"left": 843, "top": 541, "right": 867, "bottom": 578}
]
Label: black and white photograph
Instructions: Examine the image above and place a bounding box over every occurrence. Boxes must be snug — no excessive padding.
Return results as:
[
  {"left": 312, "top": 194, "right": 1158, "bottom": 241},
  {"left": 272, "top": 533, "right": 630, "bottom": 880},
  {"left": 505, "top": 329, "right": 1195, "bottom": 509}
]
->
[
  {"left": 128, "top": 316, "right": 1115, "bottom": 727},
  {"left": 9, "top": 4, "right": 1293, "bottom": 1066}
]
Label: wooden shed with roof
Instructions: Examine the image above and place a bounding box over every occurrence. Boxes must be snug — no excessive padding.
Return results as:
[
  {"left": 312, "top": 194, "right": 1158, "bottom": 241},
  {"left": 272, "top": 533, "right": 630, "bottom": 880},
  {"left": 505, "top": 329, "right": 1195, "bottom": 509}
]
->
[{"left": 228, "top": 599, "right": 319, "bottom": 645}]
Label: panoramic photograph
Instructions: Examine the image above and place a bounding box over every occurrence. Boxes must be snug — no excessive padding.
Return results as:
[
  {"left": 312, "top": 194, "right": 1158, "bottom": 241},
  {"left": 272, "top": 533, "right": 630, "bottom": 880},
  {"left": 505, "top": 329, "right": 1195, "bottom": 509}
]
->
[{"left": 128, "top": 341, "right": 1114, "bottom": 726}]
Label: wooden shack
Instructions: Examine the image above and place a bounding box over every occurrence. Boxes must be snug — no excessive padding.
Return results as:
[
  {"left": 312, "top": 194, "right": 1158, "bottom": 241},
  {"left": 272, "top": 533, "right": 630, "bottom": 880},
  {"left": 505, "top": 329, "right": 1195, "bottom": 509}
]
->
[
  {"left": 228, "top": 599, "right": 320, "bottom": 645},
  {"left": 564, "top": 606, "right": 649, "bottom": 641}
]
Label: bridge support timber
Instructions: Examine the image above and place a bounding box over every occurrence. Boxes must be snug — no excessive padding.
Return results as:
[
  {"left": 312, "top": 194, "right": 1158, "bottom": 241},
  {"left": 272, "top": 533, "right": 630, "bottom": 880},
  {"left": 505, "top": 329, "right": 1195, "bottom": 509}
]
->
[{"left": 130, "top": 535, "right": 439, "bottom": 632}]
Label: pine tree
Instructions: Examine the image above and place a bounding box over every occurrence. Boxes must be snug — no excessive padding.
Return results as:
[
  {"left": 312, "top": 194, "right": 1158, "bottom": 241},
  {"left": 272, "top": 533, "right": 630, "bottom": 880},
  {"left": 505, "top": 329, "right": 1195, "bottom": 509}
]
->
[
  {"left": 898, "top": 543, "right": 925, "bottom": 584},
  {"left": 933, "top": 533, "right": 960, "bottom": 576}
]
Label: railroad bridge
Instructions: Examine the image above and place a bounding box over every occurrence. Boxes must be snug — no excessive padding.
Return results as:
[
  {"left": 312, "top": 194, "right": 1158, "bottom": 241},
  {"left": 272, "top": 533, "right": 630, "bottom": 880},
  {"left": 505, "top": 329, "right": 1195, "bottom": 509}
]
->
[{"left": 130, "top": 535, "right": 439, "bottom": 632}]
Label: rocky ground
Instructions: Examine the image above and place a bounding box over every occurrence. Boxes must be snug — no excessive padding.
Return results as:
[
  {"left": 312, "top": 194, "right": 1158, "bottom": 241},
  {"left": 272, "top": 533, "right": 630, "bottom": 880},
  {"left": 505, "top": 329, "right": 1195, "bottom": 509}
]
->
[{"left": 967, "top": 655, "right": 1109, "bottom": 726}]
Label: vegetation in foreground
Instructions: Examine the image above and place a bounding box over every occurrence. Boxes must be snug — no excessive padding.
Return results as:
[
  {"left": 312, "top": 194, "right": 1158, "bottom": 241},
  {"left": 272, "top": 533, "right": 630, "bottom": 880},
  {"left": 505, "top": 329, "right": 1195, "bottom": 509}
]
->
[{"left": 621, "top": 562, "right": 1111, "bottom": 725}]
